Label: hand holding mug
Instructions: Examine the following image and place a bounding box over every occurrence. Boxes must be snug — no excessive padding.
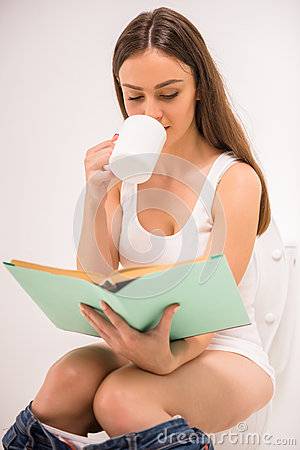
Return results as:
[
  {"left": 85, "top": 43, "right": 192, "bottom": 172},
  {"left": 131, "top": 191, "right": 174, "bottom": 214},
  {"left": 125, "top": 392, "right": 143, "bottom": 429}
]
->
[{"left": 84, "top": 134, "right": 119, "bottom": 200}]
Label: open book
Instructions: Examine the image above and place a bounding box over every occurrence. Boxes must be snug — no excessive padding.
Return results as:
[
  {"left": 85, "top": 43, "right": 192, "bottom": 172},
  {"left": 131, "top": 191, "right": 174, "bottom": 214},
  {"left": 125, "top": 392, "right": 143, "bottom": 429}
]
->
[{"left": 2, "top": 254, "right": 251, "bottom": 341}]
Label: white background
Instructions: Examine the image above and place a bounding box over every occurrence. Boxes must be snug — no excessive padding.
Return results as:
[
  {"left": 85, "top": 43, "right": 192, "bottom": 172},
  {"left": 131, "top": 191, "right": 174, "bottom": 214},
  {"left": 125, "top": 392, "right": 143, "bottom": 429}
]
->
[{"left": 1, "top": 0, "right": 299, "bottom": 446}]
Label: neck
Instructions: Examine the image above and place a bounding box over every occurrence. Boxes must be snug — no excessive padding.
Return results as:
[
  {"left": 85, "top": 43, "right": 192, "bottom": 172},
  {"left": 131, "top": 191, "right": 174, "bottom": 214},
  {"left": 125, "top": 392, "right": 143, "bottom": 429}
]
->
[
  {"left": 162, "top": 128, "right": 216, "bottom": 171},
  {"left": 157, "top": 126, "right": 218, "bottom": 180},
  {"left": 162, "top": 125, "right": 211, "bottom": 163}
]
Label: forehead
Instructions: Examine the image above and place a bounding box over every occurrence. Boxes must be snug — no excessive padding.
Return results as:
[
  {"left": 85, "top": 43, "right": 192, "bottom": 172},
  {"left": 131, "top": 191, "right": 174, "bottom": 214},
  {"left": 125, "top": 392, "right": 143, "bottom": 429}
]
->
[{"left": 119, "top": 49, "right": 193, "bottom": 87}]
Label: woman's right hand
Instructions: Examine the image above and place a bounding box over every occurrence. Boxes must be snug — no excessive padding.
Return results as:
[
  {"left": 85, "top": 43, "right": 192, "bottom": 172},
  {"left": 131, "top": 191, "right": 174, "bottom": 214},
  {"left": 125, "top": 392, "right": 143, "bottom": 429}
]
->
[{"left": 84, "top": 133, "right": 119, "bottom": 199}]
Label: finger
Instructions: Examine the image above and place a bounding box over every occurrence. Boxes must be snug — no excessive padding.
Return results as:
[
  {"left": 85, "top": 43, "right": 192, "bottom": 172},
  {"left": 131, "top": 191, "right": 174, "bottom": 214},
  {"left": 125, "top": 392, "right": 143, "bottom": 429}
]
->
[
  {"left": 87, "top": 169, "right": 114, "bottom": 186},
  {"left": 86, "top": 139, "right": 116, "bottom": 156},
  {"left": 100, "top": 301, "right": 133, "bottom": 336},
  {"left": 87, "top": 157, "right": 112, "bottom": 176},
  {"left": 154, "top": 304, "right": 180, "bottom": 337},
  {"left": 86, "top": 149, "right": 113, "bottom": 170},
  {"left": 83, "top": 313, "right": 113, "bottom": 345},
  {"left": 80, "top": 304, "right": 117, "bottom": 338},
  {"left": 86, "top": 134, "right": 118, "bottom": 156}
]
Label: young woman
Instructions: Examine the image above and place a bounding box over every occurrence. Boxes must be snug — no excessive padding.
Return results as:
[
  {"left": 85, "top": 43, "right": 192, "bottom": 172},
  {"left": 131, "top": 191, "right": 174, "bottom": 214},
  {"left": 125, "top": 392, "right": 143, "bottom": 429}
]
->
[{"left": 3, "top": 6, "right": 275, "bottom": 450}]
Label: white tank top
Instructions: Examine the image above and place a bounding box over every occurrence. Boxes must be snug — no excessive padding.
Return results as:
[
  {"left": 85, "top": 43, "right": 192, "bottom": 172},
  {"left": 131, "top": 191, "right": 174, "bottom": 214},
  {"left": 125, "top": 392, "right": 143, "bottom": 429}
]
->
[{"left": 118, "top": 151, "right": 276, "bottom": 387}]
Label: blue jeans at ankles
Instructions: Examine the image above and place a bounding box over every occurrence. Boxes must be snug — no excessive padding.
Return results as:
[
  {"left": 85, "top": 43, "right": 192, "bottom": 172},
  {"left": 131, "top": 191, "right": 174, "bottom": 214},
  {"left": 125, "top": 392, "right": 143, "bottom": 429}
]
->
[{"left": 2, "top": 400, "right": 214, "bottom": 449}]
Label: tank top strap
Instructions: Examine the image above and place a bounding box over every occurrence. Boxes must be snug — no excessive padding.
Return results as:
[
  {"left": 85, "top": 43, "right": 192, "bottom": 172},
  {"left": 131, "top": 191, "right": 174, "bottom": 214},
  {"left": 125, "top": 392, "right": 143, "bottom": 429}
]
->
[
  {"left": 120, "top": 180, "right": 134, "bottom": 207},
  {"left": 200, "top": 151, "right": 240, "bottom": 222}
]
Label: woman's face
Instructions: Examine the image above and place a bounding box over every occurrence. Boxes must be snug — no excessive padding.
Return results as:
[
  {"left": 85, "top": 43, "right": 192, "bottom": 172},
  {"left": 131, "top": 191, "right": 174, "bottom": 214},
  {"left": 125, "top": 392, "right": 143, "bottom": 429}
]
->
[{"left": 118, "top": 49, "right": 198, "bottom": 151}]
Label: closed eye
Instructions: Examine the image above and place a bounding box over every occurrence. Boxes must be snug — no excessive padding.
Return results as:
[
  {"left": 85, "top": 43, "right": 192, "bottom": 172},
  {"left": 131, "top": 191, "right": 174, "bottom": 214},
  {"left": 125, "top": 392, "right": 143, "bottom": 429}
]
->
[{"left": 128, "top": 93, "right": 178, "bottom": 101}]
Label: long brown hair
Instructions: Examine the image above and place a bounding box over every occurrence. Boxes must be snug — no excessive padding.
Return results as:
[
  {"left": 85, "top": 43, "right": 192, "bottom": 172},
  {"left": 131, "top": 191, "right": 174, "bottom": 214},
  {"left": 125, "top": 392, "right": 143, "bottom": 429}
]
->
[{"left": 112, "top": 6, "right": 271, "bottom": 236}]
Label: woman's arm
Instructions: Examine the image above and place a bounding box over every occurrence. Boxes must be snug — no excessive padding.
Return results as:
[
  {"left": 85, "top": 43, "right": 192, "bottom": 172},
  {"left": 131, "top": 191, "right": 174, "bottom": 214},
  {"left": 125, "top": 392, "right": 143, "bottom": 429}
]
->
[
  {"left": 165, "top": 162, "right": 262, "bottom": 374},
  {"left": 76, "top": 180, "right": 121, "bottom": 277}
]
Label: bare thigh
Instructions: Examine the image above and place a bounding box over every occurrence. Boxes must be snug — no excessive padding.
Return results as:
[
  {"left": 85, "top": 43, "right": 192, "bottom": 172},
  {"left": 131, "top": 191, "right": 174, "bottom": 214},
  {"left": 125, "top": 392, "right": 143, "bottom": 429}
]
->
[
  {"left": 54, "top": 340, "right": 130, "bottom": 370},
  {"left": 32, "top": 340, "right": 131, "bottom": 434},
  {"left": 95, "top": 349, "right": 274, "bottom": 434}
]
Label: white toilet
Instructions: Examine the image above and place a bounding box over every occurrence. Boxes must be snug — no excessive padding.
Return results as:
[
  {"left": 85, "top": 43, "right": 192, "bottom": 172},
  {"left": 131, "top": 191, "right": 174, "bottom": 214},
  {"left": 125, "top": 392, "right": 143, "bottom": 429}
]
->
[
  {"left": 114, "top": 215, "right": 297, "bottom": 449},
  {"left": 213, "top": 215, "right": 298, "bottom": 449}
]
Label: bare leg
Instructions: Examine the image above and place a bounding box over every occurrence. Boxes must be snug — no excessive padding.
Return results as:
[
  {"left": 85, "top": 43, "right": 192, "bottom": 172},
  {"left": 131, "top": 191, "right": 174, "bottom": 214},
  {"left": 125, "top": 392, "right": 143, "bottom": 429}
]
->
[
  {"left": 92, "top": 365, "right": 172, "bottom": 437},
  {"left": 95, "top": 400, "right": 172, "bottom": 437},
  {"left": 31, "top": 341, "right": 130, "bottom": 436}
]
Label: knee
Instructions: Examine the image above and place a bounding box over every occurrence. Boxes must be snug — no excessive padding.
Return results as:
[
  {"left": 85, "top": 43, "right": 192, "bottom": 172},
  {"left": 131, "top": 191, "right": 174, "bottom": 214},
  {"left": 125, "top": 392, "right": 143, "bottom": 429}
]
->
[
  {"left": 32, "top": 361, "right": 83, "bottom": 415},
  {"left": 44, "top": 358, "right": 85, "bottom": 392},
  {"left": 43, "top": 346, "right": 112, "bottom": 393},
  {"left": 34, "top": 350, "right": 102, "bottom": 408},
  {"left": 92, "top": 367, "right": 138, "bottom": 421}
]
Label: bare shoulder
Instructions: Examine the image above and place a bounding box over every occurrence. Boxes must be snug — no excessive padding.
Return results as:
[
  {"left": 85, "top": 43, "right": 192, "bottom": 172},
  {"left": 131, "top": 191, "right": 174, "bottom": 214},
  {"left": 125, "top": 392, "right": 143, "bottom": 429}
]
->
[
  {"left": 219, "top": 160, "right": 262, "bottom": 192},
  {"left": 212, "top": 161, "right": 262, "bottom": 220},
  {"left": 210, "top": 160, "right": 263, "bottom": 285}
]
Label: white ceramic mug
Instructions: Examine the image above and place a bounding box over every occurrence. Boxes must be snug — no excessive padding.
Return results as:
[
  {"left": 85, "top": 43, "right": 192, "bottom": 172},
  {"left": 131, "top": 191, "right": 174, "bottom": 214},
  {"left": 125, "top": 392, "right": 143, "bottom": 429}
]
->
[{"left": 108, "top": 115, "right": 167, "bottom": 184}]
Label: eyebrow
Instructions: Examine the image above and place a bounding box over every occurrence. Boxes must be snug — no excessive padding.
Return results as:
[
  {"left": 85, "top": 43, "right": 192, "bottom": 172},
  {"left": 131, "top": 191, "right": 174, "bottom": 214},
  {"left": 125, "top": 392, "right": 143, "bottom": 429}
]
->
[{"left": 121, "top": 79, "right": 184, "bottom": 91}]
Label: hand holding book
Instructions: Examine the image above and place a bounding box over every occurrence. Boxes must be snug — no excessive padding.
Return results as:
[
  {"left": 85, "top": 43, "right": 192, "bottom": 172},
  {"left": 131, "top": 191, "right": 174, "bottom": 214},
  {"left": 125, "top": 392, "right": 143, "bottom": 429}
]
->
[{"left": 80, "top": 300, "right": 180, "bottom": 375}]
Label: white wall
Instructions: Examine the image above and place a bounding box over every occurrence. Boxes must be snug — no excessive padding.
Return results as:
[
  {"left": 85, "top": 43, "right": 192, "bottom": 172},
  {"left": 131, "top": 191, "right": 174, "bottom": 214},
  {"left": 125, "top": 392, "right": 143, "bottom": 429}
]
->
[{"left": 1, "top": 0, "right": 299, "bottom": 445}]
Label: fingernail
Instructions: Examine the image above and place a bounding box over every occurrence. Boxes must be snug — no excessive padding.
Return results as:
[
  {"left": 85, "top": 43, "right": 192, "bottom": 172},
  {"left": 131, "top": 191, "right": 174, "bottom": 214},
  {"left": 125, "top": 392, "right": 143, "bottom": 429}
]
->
[
  {"left": 80, "top": 303, "right": 88, "bottom": 312},
  {"left": 112, "top": 133, "right": 119, "bottom": 141},
  {"left": 174, "top": 305, "right": 180, "bottom": 313},
  {"left": 80, "top": 309, "right": 88, "bottom": 318}
]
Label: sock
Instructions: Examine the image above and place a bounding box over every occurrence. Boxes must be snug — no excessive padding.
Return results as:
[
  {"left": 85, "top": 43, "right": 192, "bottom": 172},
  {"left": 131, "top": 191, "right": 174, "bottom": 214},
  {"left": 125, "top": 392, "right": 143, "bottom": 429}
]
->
[{"left": 40, "top": 422, "right": 110, "bottom": 449}]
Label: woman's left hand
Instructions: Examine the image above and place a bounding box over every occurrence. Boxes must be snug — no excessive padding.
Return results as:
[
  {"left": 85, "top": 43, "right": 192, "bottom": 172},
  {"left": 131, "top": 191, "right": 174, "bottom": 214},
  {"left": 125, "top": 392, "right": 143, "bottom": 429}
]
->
[{"left": 80, "top": 300, "right": 180, "bottom": 375}]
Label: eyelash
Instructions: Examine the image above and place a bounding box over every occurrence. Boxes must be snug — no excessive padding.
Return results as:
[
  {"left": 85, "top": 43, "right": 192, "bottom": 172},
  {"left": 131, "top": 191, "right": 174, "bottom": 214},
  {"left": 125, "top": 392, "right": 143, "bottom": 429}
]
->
[{"left": 128, "top": 93, "right": 179, "bottom": 101}]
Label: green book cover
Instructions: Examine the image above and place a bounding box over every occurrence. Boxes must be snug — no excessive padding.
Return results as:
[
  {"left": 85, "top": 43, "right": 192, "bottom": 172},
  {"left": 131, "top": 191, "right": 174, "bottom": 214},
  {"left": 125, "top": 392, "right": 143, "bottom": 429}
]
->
[{"left": 3, "top": 254, "right": 251, "bottom": 341}]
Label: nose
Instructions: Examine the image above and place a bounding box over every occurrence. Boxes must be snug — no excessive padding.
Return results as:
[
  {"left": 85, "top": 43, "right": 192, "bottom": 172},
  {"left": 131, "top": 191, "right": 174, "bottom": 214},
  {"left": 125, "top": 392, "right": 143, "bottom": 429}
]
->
[{"left": 143, "top": 99, "right": 163, "bottom": 122}]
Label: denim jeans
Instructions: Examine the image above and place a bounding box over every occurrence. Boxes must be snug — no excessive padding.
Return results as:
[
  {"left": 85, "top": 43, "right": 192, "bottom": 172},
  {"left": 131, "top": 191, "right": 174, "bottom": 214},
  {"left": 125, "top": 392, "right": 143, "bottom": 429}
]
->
[{"left": 2, "top": 400, "right": 214, "bottom": 449}]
